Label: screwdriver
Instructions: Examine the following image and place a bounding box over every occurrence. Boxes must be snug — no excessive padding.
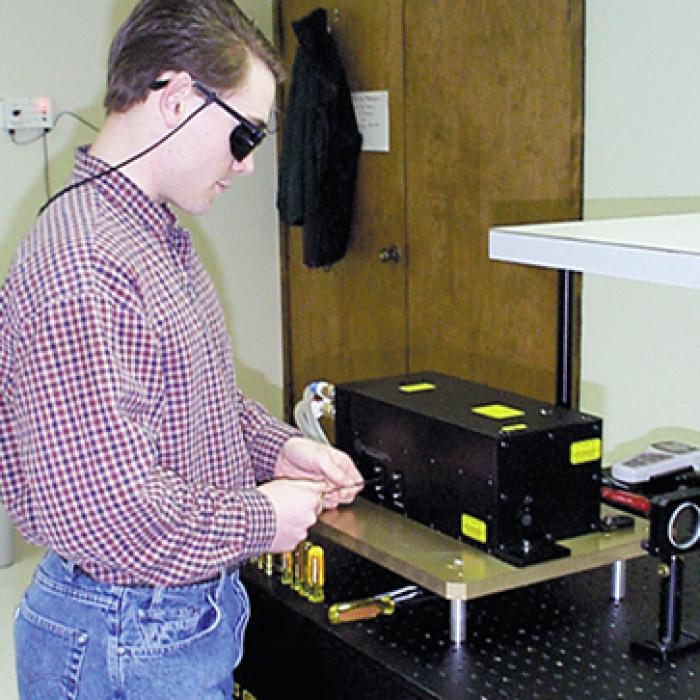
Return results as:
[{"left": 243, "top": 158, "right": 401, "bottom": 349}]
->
[
  {"left": 322, "top": 475, "right": 383, "bottom": 496},
  {"left": 306, "top": 544, "right": 325, "bottom": 603},
  {"left": 279, "top": 550, "right": 293, "bottom": 586},
  {"left": 328, "top": 585, "right": 422, "bottom": 624}
]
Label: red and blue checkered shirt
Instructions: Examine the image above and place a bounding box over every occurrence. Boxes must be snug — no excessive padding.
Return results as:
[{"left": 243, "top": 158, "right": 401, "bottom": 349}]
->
[{"left": 0, "top": 147, "right": 297, "bottom": 585}]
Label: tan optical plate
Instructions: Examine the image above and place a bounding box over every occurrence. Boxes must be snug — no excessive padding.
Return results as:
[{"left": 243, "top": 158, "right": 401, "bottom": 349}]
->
[{"left": 315, "top": 498, "right": 648, "bottom": 601}]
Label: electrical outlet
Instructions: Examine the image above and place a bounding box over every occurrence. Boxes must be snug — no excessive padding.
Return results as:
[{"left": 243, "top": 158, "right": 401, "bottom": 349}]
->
[{"left": 5, "top": 96, "right": 53, "bottom": 131}]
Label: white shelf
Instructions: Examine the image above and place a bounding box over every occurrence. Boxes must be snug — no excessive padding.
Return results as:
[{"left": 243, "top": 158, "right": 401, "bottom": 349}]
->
[{"left": 489, "top": 213, "right": 700, "bottom": 289}]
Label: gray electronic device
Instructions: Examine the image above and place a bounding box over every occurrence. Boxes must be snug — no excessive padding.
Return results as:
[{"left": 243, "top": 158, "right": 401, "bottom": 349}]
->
[{"left": 611, "top": 440, "right": 700, "bottom": 484}]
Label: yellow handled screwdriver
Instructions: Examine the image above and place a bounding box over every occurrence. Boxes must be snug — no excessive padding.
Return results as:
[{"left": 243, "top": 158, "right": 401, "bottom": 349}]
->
[{"left": 328, "top": 585, "right": 422, "bottom": 624}]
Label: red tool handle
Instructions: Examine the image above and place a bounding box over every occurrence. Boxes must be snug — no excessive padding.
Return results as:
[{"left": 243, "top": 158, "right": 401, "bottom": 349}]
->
[{"left": 600, "top": 486, "right": 651, "bottom": 515}]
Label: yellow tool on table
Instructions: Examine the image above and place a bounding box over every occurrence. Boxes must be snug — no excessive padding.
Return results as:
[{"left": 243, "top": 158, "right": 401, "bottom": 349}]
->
[{"left": 328, "top": 585, "right": 423, "bottom": 624}]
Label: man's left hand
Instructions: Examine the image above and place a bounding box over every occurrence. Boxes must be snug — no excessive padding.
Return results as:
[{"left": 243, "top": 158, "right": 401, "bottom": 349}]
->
[{"left": 274, "top": 437, "right": 363, "bottom": 510}]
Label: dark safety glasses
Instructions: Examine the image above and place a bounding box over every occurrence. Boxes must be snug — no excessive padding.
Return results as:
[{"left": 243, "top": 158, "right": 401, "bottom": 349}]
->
[{"left": 150, "top": 79, "right": 268, "bottom": 162}]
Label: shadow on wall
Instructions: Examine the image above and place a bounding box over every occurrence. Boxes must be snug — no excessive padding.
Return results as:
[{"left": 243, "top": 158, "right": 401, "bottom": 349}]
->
[
  {"left": 181, "top": 214, "right": 285, "bottom": 422},
  {"left": 581, "top": 379, "right": 700, "bottom": 465}
]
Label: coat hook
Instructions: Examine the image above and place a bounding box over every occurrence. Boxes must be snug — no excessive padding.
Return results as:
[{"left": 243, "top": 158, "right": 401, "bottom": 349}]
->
[{"left": 327, "top": 7, "right": 340, "bottom": 33}]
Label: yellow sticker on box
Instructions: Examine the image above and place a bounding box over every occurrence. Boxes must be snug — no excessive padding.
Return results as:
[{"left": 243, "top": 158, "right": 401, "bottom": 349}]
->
[
  {"left": 501, "top": 423, "right": 528, "bottom": 432},
  {"left": 570, "top": 438, "right": 602, "bottom": 465},
  {"left": 399, "top": 382, "right": 436, "bottom": 394},
  {"left": 461, "top": 513, "right": 487, "bottom": 544},
  {"left": 472, "top": 403, "right": 525, "bottom": 420}
]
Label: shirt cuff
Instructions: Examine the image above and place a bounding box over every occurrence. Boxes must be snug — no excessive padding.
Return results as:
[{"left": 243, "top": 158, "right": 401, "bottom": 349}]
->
[
  {"left": 236, "top": 488, "right": 277, "bottom": 559},
  {"left": 249, "top": 417, "right": 301, "bottom": 482}
]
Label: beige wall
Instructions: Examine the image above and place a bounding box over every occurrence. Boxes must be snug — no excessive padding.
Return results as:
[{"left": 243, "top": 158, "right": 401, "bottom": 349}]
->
[
  {"left": 582, "top": 0, "right": 700, "bottom": 461},
  {"left": 0, "top": 0, "right": 285, "bottom": 418}
]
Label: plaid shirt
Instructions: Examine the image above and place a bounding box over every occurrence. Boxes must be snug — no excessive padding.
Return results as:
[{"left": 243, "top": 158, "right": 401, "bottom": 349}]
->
[{"left": 0, "top": 147, "right": 297, "bottom": 585}]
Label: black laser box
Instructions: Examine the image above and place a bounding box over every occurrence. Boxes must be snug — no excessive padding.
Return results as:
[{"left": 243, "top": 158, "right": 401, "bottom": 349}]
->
[{"left": 335, "top": 371, "right": 602, "bottom": 566}]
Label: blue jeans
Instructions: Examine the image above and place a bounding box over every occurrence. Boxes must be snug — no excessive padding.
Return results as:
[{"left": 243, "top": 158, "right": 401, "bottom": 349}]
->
[{"left": 14, "top": 551, "right": 250, "bottom": 699}]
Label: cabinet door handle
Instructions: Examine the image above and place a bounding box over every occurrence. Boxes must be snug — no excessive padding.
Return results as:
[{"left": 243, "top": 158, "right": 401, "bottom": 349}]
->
[{"left": 379, "top": 245, "right": 401, "bottom": 263}]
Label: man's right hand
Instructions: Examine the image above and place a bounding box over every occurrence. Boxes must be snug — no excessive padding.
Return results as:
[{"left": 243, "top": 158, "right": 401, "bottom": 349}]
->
[{"left": 257, "top": 479, "right": 326, "bottom": 553}]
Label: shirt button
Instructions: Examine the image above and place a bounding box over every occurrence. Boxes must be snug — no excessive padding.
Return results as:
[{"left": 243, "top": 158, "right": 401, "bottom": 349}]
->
[
  {"left": 117, "top": 646, "right": 126, "bottom": 656},
  {"left": 77, "top": 633, "right": 88, "bottom": 645}
]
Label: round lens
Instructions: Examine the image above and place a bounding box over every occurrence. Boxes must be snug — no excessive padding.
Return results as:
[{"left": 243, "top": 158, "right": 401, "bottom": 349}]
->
[{"left": 667, "top": 502, "right": 700, "bottom": 550}]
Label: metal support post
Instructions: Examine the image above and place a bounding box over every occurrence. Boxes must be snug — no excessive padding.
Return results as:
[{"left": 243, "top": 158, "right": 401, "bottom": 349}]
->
[
  {"left": 450, "top": 599, "right": 467, "bottom": 645},
  {"left": 556, "top": 269, "right": 575, "bottom": 408},
  {"left": 610, "top": 559, "right": 626, "bottom": 604}
]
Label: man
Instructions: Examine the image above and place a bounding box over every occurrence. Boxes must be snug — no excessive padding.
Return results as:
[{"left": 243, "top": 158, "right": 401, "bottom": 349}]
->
[{"left": 0, "top": 1, "right": 362, "bottom": 698}]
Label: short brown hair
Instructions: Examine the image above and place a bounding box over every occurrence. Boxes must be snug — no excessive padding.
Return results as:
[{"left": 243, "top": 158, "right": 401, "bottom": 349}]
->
[{"left": 104, "top": 0, "right": 284, "bottom": 114}]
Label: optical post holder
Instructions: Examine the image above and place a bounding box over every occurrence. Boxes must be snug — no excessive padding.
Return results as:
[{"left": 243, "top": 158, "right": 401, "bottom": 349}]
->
[{"left": 631, "top": 487, "right": 700, "bottom": 662}]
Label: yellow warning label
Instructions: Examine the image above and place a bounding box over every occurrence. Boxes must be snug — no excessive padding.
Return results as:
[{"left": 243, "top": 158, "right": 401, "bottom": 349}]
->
[
  {"left": 472, "top": 403, "right": 525, "bottom": 420},
  {"left": 399, "top": 382, "right": 437, "bottom": 394},
  {"left": 570, "top": 438, "right": 602, "bottom": 465},
  {"left": 461, "top": 513, "right": 488, "bottom": 544},
  {"left": 501, "top": 423, "right": 528, "bottom": 432}
]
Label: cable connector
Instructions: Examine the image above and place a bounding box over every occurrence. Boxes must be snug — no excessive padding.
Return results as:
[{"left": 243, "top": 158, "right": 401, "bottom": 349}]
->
[{"left": 294, "top": 380, "right": 336, "bottom": 444}]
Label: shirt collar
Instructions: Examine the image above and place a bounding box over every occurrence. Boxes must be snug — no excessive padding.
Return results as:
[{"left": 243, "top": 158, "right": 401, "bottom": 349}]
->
[{"left": 73, "top": 145, "right": 186, "bottom": 244}]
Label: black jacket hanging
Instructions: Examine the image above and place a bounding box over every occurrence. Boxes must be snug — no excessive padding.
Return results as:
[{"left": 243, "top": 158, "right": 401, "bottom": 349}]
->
[{"left": 277, "top": 8, "right": 362, "bottom": 269}]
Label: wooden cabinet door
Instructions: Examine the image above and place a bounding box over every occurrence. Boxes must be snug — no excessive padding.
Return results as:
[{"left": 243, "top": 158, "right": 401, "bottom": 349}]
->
[
  {"left": 405, "top": 0, "right": 583, "bottom": 402},
  {"left": 276, "top": 0, "right": 408, "bottom": 418},
  {"left": 276, "top": 0, "right": 583, "bottom": 416}
]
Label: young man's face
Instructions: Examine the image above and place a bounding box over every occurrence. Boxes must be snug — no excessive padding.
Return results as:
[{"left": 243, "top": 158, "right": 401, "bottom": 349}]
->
[{"left": 160, "top": 56, "right": 276, "bottom": 215}]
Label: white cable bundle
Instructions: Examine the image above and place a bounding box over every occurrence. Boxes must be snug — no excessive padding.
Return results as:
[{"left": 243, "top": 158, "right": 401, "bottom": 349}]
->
[{"left": 293, "top": 381, "right": 335, "bottom": 445}]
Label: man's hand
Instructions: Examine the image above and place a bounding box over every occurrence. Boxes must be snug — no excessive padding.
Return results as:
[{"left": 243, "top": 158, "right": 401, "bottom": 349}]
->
[
  {"left": 275, "top": 437, "right": 363, "bottom": 509},
  {"left": 257, "top": 479, "right": 325, "bottom": 553}
]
